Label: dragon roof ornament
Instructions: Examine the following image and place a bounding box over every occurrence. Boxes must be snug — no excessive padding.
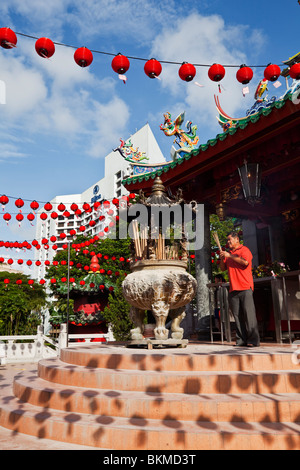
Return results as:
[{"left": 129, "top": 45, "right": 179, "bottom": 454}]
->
[
  {"left": 113, "top": 138, "right": 150, "bottom": 163},
  {"left": 160, "top": 111, "right": 199, "bottom": 160}
]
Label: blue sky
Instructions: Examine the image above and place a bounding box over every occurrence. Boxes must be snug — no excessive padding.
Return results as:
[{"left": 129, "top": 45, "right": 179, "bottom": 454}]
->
[{"left": 0, "top": 0, "right": 299, "bottom": 266}]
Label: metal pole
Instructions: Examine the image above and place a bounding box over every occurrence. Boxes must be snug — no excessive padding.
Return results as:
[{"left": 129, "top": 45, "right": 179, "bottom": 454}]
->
[
  {"left": 282, "top": 275, "right": 292, "bottom": 344},
  {"left": 66, "top": 241, "right": 71, "bottom": 347}
]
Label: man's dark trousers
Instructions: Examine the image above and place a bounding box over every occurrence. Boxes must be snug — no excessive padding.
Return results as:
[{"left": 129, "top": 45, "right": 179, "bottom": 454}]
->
[{"left": 229, "top": 289, "right": 260, "bottom": 346}]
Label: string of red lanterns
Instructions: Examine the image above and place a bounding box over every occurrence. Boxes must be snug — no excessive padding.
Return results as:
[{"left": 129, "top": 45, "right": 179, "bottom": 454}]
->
[
  {"left": 0, "top": 252, "right": 195, "bottom": 267},
  {"left": 1, "top": 27, "right": 298, "bottom": 86},
  {"left": 1, "top": 275, "right": 117, "bottom": 290},
  {"left": 0, "top": 194, "right": 134, "bottom": 229}
]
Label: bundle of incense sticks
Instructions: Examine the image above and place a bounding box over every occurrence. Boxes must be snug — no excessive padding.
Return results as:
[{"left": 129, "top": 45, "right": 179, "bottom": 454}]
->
[
  {"left": 131, "top": 219, "right": 182, "bottom": 261},
  {"left": 212, "top": 231, "right": 222, "bottom": 252},
  {"left": 155, "top": 233, "right": 165, "bottom": 260},
  {"left": 140, "top": 225, "right": 148, "bottom": 259},
  {"left": 165, "top": 242, "right": 179, "bottom": 260},
  {"left": 132, "top": 220, "right": 142, "bottom": 258}
]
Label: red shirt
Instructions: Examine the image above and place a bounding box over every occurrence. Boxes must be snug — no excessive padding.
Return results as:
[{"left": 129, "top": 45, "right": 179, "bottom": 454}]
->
[{"left": 224, "top": 245, "right": 254, "bottom": 292}]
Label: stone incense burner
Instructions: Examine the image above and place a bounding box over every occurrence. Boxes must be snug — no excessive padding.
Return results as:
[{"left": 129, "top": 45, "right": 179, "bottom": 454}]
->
[
  {"left": 122, "top": 259, "right": 196, "bottom": 341},
  {"left": 121, "top": 177, "right": 197, "bottom": 342}
]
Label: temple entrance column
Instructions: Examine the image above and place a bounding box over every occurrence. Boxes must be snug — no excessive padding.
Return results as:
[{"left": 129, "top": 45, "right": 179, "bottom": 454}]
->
[
  {"left": 268, "top": 216, "right": 286, "bottom": 263},
  {"left": 195, "top": 205, "right": 212, "bottom": 337}
]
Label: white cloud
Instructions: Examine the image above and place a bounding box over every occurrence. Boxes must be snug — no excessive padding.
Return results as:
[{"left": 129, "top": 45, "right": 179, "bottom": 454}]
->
[
  {"left": 0, "top": 53, "right": 48, "bottom": 117},
  {"left": 88, "top": 96, "right": 131, "bottom": 158},
  {"left": 0, "top": 39, "right": 130, "bottom": 158}
]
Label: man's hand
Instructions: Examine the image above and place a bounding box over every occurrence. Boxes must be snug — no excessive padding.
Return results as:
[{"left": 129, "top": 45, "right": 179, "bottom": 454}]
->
[{"left": 220, "top": 250, "right": 249, "bottom": 267}]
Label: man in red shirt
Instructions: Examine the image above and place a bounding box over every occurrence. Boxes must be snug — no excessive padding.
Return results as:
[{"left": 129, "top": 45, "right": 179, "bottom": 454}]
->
[{"left": 220, "top": 231, "right": 260, "bottom": 347}]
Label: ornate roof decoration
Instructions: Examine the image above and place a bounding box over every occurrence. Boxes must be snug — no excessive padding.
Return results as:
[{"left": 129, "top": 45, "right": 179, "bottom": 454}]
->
[
  {"left": 159, "top": 111, "right": 199, "bottom": 160},
  {"left": 122, "top": 89, "right": 299, "bottom": 187},
  {"left": 113, "top": 138, "right": 149, "bottom": 163}
]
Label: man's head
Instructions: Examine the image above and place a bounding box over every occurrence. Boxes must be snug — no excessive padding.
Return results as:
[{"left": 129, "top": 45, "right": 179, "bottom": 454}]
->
[{"left": 226, "top": 231, "right": 240, "bottom": 250}]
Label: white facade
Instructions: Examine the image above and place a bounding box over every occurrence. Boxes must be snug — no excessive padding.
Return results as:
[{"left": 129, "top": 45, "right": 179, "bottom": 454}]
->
[{"left": 34, "top": 123, "right": 165, "bottom": 280}]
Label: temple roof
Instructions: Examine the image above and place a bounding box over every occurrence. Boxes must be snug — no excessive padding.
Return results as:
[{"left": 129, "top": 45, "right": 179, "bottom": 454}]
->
[{"left": 123, "top": 92, "right": 298, "bottom": 188}]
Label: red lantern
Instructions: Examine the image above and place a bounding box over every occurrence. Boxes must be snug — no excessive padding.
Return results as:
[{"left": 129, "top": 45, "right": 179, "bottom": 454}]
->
[
  {"left": 50, "top": 235, "right": 57, "bottom": 242},
  {"left": 144, "top": 58, "right": 162, "bottom": 79},
  {"left": 40, "top": 212, "right": 47, "bottom": 221},
  {"left": 51, "top": 211, "right": 58, "bottom": 219},
  {"left": 30, "top": 200, "right": 39, "bottom": 211},
  {"left": 112, "top": 53, "right": 130, "bottom": 74},
  {"left": 74, "top": 47, "right": 93, "bottom": 67},
  {"left": 61, "top": 277, "right": 67, "bottom": 283},
  {"left": 50, "top": 278, "right": 56, "bottom": 284},
  {"left": 39, "top": 279, "right": 46, "bottom": 285},
  {"left": 16, "top": 213, "right": 24, "bottom": 225},
  {"left": 42, "top": 238, "right": 48, "bottom": 244},
  {"left": 71, "top": 202, "right": 78, "bottom": 212},
  {"left": 28, "top": 279, "right": 34, "bottom": 286},
  {"left": 69, "top": 229, "right": 76, "bottom": 236},
  {"left": 289, "top": 63, "right": 300, "bottom": 80},
  {"left": 208, "top": 63, "right": 225, "bottom": 82},
  {"left": 79, "top": 225, "right": 85, "bottom": 232},
  {"left": 26, "top": 260, "right": 32, "bottom": 266},
  {"left": 0, "top": 28, "right": 17, "bottom": 49},
  {"left": 16, "top": 279, "right": 22, "bottom": 286},
  {"left": 89, "top": 220, "right": 96, "bottom": 227},
  {"left": 82, "top": 202, "right": 91, "bottom": 212},
  {"left": 7, "top": 258, "right": 13, "bottom": 265},
  {"left": 0, "top": 257, "right": 4, "bottom": 263},
  {"left": 79, "top": 280, "right": 85, "bottom": 286},
  {"left": 112, "top": 198, "right": 119, "bottom": 206},
  {"left": 178, "top": 62, "right": 196, "bottom": 82},
  {"left": 0, "top": 194, "right": 9, "bottom": 207},
  {"left": 44, "top": 202, "right": 53, "bottom": 211},
  {"left": 264, "top": 63, "right": 281, "bottom": 82},
  {"left": 45, "top": 260, "right": 50, "bottom": 266},
  {"left": 15, "top": 198, "right": 24, "bottom": 210},
  {"left": 35, "top": 37, "right": 55, "bottom": 58},
  {"left": 59, "top": 232, "right": 66, "bottom": 240},
  {"left": 63, "top": 210, "right": 70, "bottom": 218},
  {"left": 17, "top": 259, "right": 23, "bottom": 265},
  {"left": 27, "top": 213, "right": 35, "bottom": 223},
  {"left": 4, "top": 278, "right": 10, "bottom": 286},
  {"left": 57, "top": 202, "right": 66, "bottom": 212},
  {"left": 93, "top": 201, "right": 101, "bottom": 211},
  {"left": 35, "top": 260, "right": 41, "bottom": 266},
  {"left": 3, "top": 213, "right": 11, "bottom": 223},
  {"left": 236, "top": 65, "right": 253, "bottom": 84},
  {"left": 108, "top": 286, "right": 114, "bottom": 292}
]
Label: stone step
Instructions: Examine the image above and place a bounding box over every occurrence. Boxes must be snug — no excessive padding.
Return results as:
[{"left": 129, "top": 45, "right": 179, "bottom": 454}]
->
[
  {"left": 13, "top": 373, "right": 300, "bottom": 423},
  {"left": 38, "top": 358, "right": 300, "bottom": 395},
  {"left": 60, "top": 344, "right": 299, "bottom": 372},
  {"left": 0, "top": 393, "right": 299, "bottom": 450}
]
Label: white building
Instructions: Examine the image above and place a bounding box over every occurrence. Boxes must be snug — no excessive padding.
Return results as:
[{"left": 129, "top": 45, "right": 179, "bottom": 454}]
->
[{"left": 34, "top": 123, "right": 165, "bottom": 281}]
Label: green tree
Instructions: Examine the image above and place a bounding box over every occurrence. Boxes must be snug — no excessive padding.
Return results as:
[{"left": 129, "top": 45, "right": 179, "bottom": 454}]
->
[
  {"left": 45, "top": 233, "right": 133, "bottom": 334},
  {"left": 102, "top": 277, "right": 134, "bottom": 341},
  {"left": 209, "top": 214, "right": 242, "bottom": 279},
  {"left": 0, "top": 271, "right": 46, "bottom": 335}
]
